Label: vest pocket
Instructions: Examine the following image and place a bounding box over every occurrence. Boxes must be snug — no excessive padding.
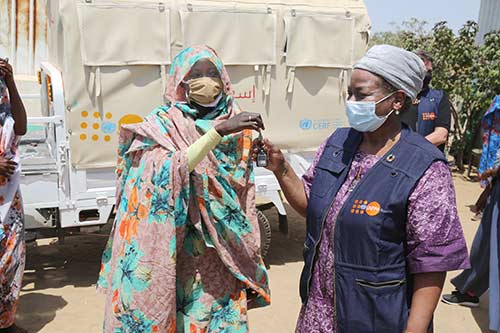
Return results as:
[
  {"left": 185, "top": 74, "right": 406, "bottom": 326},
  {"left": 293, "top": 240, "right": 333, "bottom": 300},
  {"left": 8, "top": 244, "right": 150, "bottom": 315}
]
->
[
  {"left": 346, "top": 278, "right": 408, "bottom": 332},
  {"left": 310, "top": 160, "right": 345, "bottom": 197},
  {"left": 355, "top": 278, "right": 405, "bottom": 289}
]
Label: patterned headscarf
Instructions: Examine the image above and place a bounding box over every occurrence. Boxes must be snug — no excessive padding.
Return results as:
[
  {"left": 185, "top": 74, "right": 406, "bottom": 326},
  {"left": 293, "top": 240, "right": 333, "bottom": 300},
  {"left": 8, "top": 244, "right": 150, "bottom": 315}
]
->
[
  {"left": 98, "top": 46, "right": 270, "bottom": 331},
  {"left": 165, "top": 45, "right": 233, "bottom": 120}
]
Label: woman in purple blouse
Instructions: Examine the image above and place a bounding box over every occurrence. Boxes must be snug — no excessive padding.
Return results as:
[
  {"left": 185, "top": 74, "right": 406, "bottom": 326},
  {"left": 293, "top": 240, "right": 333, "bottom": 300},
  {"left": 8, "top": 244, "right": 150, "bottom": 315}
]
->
[{"left": 254, "top": 45, "right": 469, "bottom": 333}]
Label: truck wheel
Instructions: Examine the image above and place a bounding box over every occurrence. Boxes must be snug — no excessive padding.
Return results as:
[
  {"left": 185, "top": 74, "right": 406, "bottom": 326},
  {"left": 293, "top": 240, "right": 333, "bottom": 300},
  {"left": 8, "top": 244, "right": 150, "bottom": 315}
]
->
[{"left": 257, "top": 209, "right": 272, "bottom": 258}]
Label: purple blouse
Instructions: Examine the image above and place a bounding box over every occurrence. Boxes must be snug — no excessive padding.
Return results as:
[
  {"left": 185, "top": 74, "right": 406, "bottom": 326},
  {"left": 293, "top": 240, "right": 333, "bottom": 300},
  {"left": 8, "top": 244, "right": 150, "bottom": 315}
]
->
[{"left": 296, "top": 140, "right": 470, "bottom": 333}]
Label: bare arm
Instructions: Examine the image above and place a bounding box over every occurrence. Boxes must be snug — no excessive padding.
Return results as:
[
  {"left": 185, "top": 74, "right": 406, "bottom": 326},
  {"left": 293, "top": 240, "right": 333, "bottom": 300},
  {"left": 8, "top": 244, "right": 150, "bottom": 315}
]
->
[
  {"left": 0, "top": 60, "right": 27, "bottom": 135},
  {"left": 406, "top": 272, "right": 446, "bottom": 333},
  {"left": 253, "top": 138, "right": 308, "bottom": 217},
  {"left": 273, "top": 160, "right": 308, "bottom": 217},
  {"left": 424, "top": 127, "right": 448, "bottom": 147}
]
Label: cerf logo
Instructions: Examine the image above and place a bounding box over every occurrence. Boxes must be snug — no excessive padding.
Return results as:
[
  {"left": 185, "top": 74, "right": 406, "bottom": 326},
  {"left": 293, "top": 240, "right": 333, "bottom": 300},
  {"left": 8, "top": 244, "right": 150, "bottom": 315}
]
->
[{"left": 351, "top": 200, "right": 381, "bottom": 217}]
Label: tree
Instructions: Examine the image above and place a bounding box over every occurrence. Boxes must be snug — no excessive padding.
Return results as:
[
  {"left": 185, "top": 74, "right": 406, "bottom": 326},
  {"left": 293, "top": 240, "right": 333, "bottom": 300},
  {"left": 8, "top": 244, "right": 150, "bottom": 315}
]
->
[
  {"left": 370, "top": 19, "right": 500, "bottom": 170},
  {"left": 369, "top": 18, "right": 430, "bottom": 48}
]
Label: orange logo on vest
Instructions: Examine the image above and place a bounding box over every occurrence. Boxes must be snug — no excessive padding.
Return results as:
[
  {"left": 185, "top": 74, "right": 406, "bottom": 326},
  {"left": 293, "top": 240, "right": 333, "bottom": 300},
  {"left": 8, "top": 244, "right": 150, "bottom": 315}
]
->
[
  {"left": 422, "top": 112, "right": 436, "bottom": 121},
  {"left": 351, "top": 200, "right": 381, "bottom": 217},
  {"left": 365, "top": 201, "right": 381, "bottom": 216}
]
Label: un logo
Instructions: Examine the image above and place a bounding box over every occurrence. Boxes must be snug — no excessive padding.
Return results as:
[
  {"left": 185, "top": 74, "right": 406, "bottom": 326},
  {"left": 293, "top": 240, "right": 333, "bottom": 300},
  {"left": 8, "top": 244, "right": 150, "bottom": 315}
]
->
[{"left": 300, "top": 119, "right": 313, "bottom": 130}]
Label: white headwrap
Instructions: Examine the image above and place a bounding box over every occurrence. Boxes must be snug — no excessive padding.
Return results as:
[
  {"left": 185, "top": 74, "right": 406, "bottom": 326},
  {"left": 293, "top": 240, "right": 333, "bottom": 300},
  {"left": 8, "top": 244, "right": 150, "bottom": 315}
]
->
[{"left": 354, "top": 44, "right": 426, "bottom": 100}]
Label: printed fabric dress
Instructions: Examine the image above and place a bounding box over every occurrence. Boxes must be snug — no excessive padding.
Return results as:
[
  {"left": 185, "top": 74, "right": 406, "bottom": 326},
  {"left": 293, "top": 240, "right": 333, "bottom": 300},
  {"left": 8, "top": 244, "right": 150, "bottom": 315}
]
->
[
  {"left": 0, "top": 77, "right": 25, "bottom": 329},
  {"left": 97, "top": 46, "right": 270, "bottom": 333},
  {"left": 478, "top": 95, "right": 500, "bottom": 186}
]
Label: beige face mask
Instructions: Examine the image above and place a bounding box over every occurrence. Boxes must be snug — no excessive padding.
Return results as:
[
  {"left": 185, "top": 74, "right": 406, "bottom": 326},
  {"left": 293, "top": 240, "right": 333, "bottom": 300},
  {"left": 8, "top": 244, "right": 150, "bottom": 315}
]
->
[{"left": 186, "top": 77, "right": 223, "bottom": 105}]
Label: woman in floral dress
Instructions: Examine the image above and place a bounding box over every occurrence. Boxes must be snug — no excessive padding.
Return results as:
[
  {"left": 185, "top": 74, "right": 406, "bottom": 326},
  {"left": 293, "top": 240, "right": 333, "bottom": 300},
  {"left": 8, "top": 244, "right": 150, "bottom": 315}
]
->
[
  {"left": 98, "top": 46, "right": 270, "bottom": 333},
  {"left": 0, "top": 57, "right": 27, "bottom": 333}
]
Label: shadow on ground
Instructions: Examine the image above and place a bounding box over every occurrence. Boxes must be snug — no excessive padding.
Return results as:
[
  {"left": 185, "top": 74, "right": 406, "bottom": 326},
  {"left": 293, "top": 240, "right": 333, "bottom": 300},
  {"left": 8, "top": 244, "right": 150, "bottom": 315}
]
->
[
  {"left": 471, "top": 293, "right": 495, "bottom": 333},
  {"left": 21, "top": 204, "right": 304, "bottom": 294},
  {"left": 22, "top": 234, "right": 108, "bottom": 291},
  {"left": 16, "top": 293, "right": 68, "bottom": 332},
  {"left": 262, "top": 204, "right": 306, "bottom": 267}
]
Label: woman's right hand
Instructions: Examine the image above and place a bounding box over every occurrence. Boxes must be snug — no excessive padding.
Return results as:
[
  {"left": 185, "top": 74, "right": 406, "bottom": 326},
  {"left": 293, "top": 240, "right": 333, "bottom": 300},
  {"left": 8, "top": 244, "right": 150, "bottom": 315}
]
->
[
  {"left": 214, "top": 112, "right": 264, "bottom": 136},
  {"left": 0, "top": 156, "right": 17, "bottom": 178},
  {"left": 253, "top": 138, "right": 286, "bottom": 173}
]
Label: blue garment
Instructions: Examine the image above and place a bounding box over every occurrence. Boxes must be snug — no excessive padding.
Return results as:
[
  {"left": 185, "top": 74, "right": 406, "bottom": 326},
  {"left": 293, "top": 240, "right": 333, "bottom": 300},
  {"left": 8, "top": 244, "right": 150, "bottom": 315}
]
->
[
  {"left": 416, "top": 89, "right": 444, "bottom": 137},
  {"left": 452, "top": 174, "right": 500, "bottom": 332},
  {"left": 478, "top": 95, "right": 500, "bottom": 176},
  {"left": 301, "top": 126, "right": 445, "bottom": 332}
]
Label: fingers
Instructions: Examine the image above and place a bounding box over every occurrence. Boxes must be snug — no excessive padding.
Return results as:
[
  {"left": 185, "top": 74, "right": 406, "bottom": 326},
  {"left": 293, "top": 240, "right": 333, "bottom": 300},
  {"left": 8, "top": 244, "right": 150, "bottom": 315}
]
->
[
  {"left": 0, "top": 67, "right": 13, "bottom": 79},
  {"left": 0, "top": 63, "right": 10, "bottom": 71},
  {"left": 262, "top": 138, "right": 278, "bottom": 152},
  {"left": 0, "top": 168, "right": 14, "bottom": 176},
  {"left": 0, "top": 61, "right": 13, "bottom": 78},
  {"left": 5, "top": 165, "right": 16, "bottom": 175},
  {"left": 253, "top": 114, "right": 264, "bottom": 130},
  {"left": 0, "top": 160, "right": 17, "bottom": 176},
  {"left": 241, "top": 112, "right": 264, "bottom": 130}
]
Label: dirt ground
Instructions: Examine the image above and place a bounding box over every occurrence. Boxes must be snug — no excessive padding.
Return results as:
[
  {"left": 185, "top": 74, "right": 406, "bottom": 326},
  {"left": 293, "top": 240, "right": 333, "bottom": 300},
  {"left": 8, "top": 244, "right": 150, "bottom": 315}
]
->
[{"left": 15, "top": 173, "right": 494, "bottom": 333}]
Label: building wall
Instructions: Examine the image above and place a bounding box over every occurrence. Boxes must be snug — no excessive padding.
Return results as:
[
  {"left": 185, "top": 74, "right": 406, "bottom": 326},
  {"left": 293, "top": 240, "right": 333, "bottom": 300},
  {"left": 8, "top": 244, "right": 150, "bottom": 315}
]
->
[
  {"left": 0, "top": 0, "right": 48, "bottom": 75},
  {"left": 478, "top": 0, "right": 500, "bottom": 43}
]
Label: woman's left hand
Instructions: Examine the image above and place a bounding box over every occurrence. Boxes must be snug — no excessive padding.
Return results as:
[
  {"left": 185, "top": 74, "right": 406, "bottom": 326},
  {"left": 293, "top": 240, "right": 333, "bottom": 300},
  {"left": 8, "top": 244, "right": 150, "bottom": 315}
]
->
[{"left": 0, "top": 59, "right": 14, "bottom": 84}]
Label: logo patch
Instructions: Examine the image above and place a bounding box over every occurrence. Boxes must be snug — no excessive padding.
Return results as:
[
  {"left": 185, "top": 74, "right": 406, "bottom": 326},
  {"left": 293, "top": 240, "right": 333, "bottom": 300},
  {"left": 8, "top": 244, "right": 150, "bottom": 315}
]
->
[
  {"left": 351, "top": 200, "right": 381, "bottom": 217},
  {"left": 422, "top": 112, "right": 436, "bottom": 121}
]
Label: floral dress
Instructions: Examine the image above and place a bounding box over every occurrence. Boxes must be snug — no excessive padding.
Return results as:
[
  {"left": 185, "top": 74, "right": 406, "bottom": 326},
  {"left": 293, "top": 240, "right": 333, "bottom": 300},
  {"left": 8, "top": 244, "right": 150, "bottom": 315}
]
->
[
  {"left": 97, "top": 46, "right": 270, "bottom": 333},
  {"left": 0, "top": 77, "right": 25, "bottom": 329}
]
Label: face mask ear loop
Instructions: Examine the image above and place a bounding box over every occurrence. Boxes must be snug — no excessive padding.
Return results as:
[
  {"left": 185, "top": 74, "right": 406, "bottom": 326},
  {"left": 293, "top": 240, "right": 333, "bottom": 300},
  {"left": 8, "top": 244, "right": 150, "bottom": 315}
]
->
[
  {"left": 184, "top": 84, "right": 190, "bottom": 103},
  {"left": 375, "top": 90, "right": 398, "bottom": 105},
  {"left": 376, "top": 91, "right": 403, "bottom": 118}
]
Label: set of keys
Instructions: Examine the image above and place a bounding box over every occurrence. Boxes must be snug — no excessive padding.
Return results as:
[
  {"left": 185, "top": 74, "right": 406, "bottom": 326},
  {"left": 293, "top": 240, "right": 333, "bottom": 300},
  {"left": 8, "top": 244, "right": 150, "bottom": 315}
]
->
[{"left": 256, "top": 131, "right": 268, "bottom": 168}]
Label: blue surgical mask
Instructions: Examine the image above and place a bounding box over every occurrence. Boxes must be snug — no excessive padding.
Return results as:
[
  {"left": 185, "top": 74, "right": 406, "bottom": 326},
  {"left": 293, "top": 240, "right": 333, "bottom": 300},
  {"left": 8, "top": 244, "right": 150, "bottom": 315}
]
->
[{"left": 346, "top": 92, "right": 398, "bottom": 132}]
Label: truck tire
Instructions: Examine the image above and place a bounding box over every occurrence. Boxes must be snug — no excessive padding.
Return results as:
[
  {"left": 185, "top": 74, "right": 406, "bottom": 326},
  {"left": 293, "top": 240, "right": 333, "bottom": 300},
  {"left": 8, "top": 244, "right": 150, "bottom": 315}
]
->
[{"left": 257, "top": 209, "right": 272, "bottom": 258}]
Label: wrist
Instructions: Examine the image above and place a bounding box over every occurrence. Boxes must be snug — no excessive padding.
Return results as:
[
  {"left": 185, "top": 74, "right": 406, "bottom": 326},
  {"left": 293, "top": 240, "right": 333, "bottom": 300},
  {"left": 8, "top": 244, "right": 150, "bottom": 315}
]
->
[
  {"left": 273, "top": 160, "right": 288, "bottom": 178},
  {"left": 214, "top": 124, "right": 227, "bottom": 137},
  {"left": 5, "top": 77, "right": 15, "bottom": 88}
]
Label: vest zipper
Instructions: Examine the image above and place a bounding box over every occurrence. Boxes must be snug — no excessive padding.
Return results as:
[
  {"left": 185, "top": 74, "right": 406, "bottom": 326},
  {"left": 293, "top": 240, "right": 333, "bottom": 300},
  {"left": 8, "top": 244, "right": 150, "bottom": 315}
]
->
[
  {"left": 305, "top": 196, "right": 337, "bottom": 299},
  {"left": 329, "top": 145, "right": 402, "bottom": 331},
  {"left": 331, "top": 198, "right": 351, "bottom": 331}
]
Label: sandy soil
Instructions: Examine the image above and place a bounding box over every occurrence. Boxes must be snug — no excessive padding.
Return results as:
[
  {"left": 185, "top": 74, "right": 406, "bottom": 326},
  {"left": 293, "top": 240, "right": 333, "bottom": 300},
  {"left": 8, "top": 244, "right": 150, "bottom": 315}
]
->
[{"left": 15, "top": 173, "right": 494, "bottom": 332}]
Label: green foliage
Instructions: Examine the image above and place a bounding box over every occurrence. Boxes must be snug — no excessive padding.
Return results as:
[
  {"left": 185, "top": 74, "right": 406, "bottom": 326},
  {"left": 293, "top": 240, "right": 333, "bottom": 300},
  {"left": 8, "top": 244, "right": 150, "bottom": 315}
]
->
[{"left": 370, "top": 19, "right": 500, "bottom": 169}]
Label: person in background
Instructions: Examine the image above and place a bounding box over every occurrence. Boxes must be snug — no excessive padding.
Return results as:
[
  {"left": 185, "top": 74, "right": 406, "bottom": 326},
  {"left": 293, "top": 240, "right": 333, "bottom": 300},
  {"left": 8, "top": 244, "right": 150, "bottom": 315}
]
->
[
  {"left": 471, "top": 95, "right": 500, "bottom": 221},
  {"left": 400, "top": 50, "right": 452, "bottom": 152},
  {"left": 0, "top": 57, "right": 27, "bottom": 333},
  {"left": 255, "top": 45, "right": 469, "bottom": 333},
  {"left": 442, "top": 95, "right": 500, "bottom": 333},
  {"left": 97, "top": 46, "right": 270, "bottom": 333}
]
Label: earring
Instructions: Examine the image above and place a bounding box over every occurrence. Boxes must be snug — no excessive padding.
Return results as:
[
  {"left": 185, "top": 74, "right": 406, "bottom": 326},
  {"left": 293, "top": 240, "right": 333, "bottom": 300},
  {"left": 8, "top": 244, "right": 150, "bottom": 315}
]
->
[{"left": 395, "top": 110, "right": 400, "bottom": 115}]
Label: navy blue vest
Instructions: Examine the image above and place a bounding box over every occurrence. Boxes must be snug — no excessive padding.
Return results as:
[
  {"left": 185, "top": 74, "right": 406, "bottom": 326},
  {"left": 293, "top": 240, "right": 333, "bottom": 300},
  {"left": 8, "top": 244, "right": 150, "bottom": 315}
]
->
[
  {"left": 301, "top": 126, "right": 446, "bottom": 332},
  {"left": 417, "top": 89, "right": 444, "bottom": 137}
]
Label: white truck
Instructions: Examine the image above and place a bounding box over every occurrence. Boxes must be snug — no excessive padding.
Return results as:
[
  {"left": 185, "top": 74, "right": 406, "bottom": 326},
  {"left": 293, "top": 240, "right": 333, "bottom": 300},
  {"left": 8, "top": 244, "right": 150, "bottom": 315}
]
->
[{"left": 15, "top": 0, "right": 371, "bottom": 253}]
